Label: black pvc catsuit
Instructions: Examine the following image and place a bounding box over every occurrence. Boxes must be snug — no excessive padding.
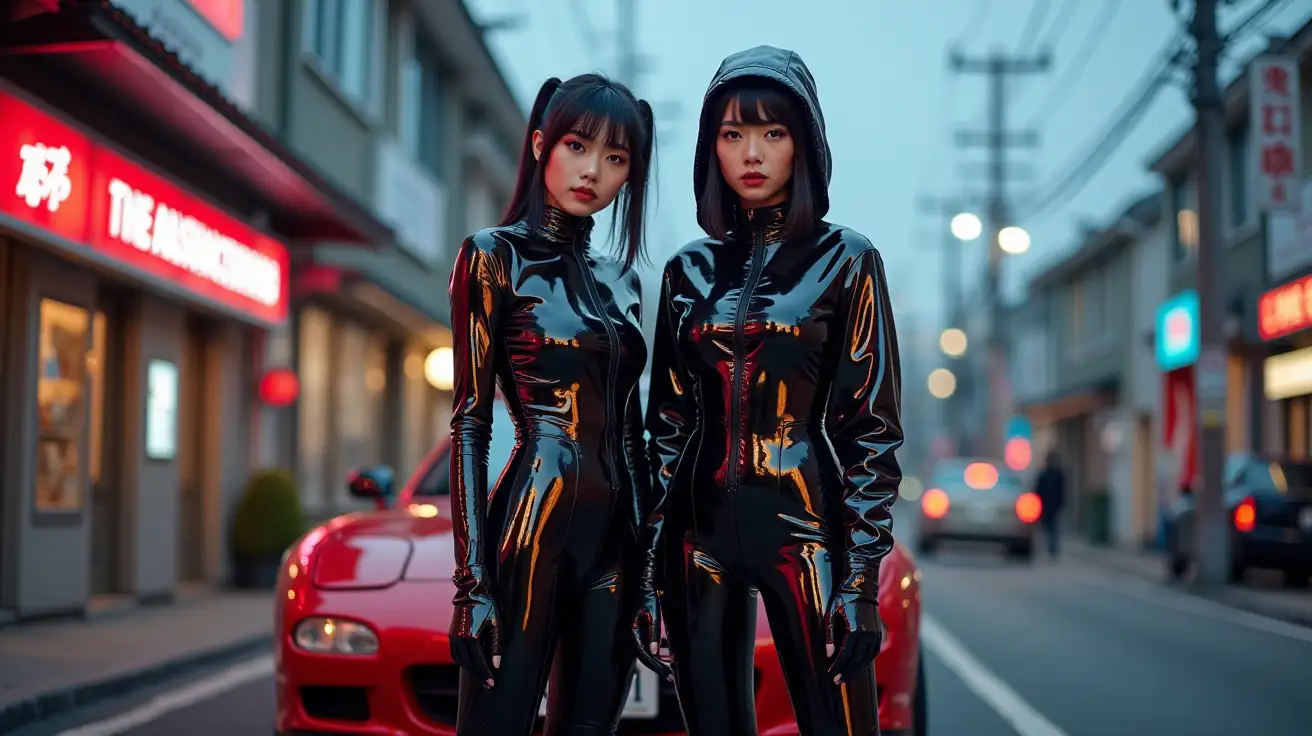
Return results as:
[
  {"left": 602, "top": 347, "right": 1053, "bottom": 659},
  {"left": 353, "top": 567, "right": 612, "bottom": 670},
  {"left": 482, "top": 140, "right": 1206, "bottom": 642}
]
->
[
  {"left": 448, "top": 207, "right": 649, "bottom": 736},
  {"left": 644, "top": 46, "right": 904, "bottom": 736}
]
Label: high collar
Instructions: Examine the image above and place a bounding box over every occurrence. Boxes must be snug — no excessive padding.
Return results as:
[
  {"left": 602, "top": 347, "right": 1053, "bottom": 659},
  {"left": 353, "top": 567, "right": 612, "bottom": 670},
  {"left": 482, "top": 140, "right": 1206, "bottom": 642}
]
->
[
  {"left": 732, "top": 202, "right": 788, "bottom": 243},
  {"left": 536, "top": 205, "right": 594, "bottom": 245}
]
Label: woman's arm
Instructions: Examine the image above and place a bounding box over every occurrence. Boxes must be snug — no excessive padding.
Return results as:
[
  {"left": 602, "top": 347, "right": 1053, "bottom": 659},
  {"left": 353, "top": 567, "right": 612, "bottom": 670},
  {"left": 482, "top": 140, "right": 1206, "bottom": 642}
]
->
[
  {"left": 447, "top": 233, "right": 506, "bottom": 683},
  {"left": 643, "top": 266, "right": 697, "bottom": 564},
  {"left": 826, "top": 245, "right": 904, "bottom": 573}
]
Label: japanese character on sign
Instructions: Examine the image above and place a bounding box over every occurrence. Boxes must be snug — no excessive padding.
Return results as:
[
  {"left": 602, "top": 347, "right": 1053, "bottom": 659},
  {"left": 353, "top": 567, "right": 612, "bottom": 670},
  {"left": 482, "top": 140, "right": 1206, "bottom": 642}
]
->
[
  {"left": 1263, "top": 104, "right": 1292, "bottom": 135},
  {"left": 1263, "top": 65, "right": 1290, "bottom": 95},
  {"left": 1250, "top": 56, "right": 1302, "bottom": 214},
  {"left": 15, "top": 142, "right": 73, "bottom": 213}
]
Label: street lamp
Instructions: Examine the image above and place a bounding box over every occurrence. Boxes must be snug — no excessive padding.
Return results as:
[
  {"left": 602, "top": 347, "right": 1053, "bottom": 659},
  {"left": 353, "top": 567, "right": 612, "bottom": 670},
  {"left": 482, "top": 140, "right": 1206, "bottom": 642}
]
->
[
  {"left": 939, "top": 327, "right": 968, "bottom": 358},
  {"left": 950, "top": 212, "right": 982, "bottom": 241},
  {"left": 928, "top": 368, "right": 957, "bottom": 399},
  {"left": 999, "top": 226, "right": 1031, "bottom": 254},
  {"left": 425, "top": 347, "right": 454, "bottom": 391}
]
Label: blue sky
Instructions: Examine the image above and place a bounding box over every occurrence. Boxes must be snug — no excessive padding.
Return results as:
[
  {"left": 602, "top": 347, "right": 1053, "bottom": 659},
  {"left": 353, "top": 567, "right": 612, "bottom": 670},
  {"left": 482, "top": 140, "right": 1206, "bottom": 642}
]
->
[{"left": 466, "top": 0, "right": 1310, "bottom": 327}]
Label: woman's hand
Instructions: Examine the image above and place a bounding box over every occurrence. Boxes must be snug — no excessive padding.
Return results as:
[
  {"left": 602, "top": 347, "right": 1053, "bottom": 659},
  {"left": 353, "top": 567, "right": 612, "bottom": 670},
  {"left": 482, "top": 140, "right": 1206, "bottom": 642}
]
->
[
  {"left": 450, "top": 565, "right": 502, "bottom": 688},
  {"left": 631, "top": 562, "right": 674, "bottom": 681},
  {"left": 824, "top": 567, "right": 883, "bottom": 685}
]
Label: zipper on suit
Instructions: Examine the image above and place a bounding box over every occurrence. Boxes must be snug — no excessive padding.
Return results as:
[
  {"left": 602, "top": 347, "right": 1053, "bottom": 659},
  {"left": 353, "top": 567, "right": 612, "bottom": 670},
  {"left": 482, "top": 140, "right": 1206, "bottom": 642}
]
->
[
  {"left": 727, "top": 214, "right": 766, "bottom": 490},
  {"left": 575, "top": 241, "right": 622, "bottom": 489}
]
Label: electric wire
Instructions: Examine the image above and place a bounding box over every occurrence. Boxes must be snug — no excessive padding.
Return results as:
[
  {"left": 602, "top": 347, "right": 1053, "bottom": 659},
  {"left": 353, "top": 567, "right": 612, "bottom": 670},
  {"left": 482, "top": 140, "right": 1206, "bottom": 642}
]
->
[
  {"left": 1019, "top": 23, "right": 1187, "bottom": 218},
  {"left": 1024, "top": 0, "right": 1125, "bottom": 126}
]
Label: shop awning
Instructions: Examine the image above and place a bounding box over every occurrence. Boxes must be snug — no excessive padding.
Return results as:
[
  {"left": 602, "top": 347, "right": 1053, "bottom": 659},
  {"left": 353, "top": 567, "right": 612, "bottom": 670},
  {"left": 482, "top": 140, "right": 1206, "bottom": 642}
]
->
[{"left": 0, "top": 0, "right": 394, "bottom": 245}]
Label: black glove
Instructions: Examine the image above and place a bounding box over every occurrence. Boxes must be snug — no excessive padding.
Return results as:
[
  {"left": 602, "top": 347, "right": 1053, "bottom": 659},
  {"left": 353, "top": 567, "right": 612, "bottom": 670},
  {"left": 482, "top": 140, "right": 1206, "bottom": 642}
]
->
[
  {"left": 450, "top": 564, "right": 501, "bottom": 687},
  {"left": 825, "top": 565, "right": 884, "bottom": 684},
  {"left": 631, "top": 558, "right": 673, "bottom": 680}
]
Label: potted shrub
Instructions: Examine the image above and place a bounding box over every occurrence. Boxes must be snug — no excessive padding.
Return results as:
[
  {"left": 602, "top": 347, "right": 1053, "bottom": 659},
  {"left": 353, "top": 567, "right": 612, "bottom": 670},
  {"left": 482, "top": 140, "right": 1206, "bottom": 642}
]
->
[{"left": 230, "top": 469, "right": 305, "bottom": 589}]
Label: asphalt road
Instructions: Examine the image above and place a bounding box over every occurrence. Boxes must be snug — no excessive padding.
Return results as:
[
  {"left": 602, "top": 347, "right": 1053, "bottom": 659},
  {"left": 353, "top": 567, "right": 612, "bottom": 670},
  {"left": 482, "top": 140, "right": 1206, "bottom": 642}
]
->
[{"left": 25, "top": 513, "right": 1312, "bottom": 736}]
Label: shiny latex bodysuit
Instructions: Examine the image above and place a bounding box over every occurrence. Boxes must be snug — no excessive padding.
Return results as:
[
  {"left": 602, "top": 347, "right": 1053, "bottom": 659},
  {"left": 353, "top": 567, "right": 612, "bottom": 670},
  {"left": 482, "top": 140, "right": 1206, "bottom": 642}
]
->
[
  {"left": 448, "top": 206, "right": 648, "bottom": 736},
  {"left": 645, "top": 46, "right": 904, "bottom": 736}
]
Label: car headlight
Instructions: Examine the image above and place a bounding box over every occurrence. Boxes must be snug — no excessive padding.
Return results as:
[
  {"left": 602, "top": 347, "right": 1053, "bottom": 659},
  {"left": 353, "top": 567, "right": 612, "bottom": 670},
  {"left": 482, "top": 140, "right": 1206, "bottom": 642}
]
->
[{"left": 293, "top": 617, "right": 380, "bottom": 655}]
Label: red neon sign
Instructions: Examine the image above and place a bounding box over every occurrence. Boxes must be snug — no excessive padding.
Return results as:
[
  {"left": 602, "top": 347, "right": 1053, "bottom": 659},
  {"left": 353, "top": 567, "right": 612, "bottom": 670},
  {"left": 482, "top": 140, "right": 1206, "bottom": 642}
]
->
[
  {"left": 1258, "top": 274, "right": 1312, "bottom": 342},
  {"left": 0, "top": 89, "right": 288, "bottom": 325},
  {"left": 185, "top": 0, "right": 245, "bottom": 42}
]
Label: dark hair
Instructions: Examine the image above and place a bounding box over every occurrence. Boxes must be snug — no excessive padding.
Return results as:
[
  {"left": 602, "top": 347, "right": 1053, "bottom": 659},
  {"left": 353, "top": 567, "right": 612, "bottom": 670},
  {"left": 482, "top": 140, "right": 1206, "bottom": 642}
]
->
[
  {"left": 500, "top": 74, "right": 655, "bottom": 272},
  {"left": 698, "top": 81, "right": 817, "bottom": 242}
]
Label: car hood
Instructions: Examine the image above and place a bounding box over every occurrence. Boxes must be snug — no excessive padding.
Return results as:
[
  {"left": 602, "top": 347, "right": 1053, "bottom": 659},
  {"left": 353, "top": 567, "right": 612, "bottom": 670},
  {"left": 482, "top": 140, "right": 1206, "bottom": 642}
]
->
[{"left": 307, "top": 499, "right": 457, "bottom": 591}]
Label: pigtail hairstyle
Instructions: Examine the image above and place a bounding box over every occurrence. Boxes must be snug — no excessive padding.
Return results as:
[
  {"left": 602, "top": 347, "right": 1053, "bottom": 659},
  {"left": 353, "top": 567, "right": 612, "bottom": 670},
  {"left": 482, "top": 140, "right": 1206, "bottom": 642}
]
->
[
  {"left": 500, "top": 77, "right": 562, "bottom": 227},
  {"left": 498, "top": 74, "right": 655, "bottom": 274}
]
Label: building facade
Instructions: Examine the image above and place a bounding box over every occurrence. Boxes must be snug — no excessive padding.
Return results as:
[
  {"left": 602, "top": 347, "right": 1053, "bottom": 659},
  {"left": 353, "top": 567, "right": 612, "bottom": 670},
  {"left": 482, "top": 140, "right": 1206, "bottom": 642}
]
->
[
  {"left": 0, "top": 0, "right": 393, "bottom": 619},
  {"left": 0, "top": 0, "right": 523, "bottom": 620},
  {"left": 1019, "top": 195, "right": 1164, "bottom": 547},
  {"left": 249, "top": 0, "right": 522, "bottom": 520}
]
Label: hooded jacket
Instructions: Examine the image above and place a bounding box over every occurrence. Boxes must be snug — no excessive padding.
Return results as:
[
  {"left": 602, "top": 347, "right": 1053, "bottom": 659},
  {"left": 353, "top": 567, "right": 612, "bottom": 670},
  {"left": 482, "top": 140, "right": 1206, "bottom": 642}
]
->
[{"left": 644, "top": 45, "right": 904, "bottom": 578}]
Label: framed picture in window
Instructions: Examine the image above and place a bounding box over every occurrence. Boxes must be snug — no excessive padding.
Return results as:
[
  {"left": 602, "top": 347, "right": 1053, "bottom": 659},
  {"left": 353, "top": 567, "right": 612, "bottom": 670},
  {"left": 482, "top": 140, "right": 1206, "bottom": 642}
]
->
[{"left": 34, "top": 297, "right": 89, "bottom": 514}]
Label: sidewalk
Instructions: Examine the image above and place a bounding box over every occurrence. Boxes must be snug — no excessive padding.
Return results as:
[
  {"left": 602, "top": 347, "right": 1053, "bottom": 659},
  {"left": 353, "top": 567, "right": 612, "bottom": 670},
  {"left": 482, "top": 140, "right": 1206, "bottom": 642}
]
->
[
  {"left": 1065, "top": 539, "right": 1312, "bottom": 629},
  {"left": 0, "top": 591, "right": 272, "bottom": 733}
]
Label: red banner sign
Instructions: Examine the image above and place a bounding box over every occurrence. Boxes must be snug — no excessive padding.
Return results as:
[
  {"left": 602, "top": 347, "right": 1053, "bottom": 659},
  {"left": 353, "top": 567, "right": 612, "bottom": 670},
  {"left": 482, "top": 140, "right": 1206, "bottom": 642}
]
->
[
  {"left": 0, "top": 88, "right": 288, "bottom": 325},
  {"left": 1258, "top": 274, "right": 1312, "bottom": 342}
]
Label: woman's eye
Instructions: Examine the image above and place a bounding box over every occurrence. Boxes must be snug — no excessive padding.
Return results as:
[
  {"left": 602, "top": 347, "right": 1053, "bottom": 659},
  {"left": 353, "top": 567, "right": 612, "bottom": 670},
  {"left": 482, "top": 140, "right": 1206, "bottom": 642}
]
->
[
  {"left": 766, "top": 128, "right": 788, "bottom": 139},
  {"left": 567, "top": 140, "right": 585, "bottom": 152},
  {"left": 607, "top": 155, "right": 627, "bottom": 164},
  {"left": 721, "top": 130, "right": 741, "bottom": 140}
]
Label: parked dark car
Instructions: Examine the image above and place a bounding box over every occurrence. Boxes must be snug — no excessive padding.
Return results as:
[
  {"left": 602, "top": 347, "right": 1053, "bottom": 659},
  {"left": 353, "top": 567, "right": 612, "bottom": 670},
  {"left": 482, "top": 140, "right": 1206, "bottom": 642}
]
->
[{"left": 1165, "top": 454, "right": 1312, "bottom": 585}]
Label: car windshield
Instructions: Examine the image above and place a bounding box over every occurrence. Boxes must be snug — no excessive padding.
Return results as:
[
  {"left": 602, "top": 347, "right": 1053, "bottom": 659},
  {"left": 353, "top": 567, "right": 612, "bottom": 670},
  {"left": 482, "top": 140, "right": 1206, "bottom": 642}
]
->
[
  {"left": 412, "top": 450, "right": 450, "bottom": 497},
  {"left": 1246, "top": 459, "right": 1312, "bottom": 496}
]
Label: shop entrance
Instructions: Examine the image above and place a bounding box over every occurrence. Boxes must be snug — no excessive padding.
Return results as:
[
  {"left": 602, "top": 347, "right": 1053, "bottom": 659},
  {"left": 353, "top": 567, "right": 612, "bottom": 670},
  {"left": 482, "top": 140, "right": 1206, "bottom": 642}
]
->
[
  {"left": 0, "top": 238, "right": 9, "bottom": 611},
  {"left": 177, "top": 316, "right": 209, "bottom": 582},
  {"left": 89, "top": 293, "right": 125, "bottom": 596}
]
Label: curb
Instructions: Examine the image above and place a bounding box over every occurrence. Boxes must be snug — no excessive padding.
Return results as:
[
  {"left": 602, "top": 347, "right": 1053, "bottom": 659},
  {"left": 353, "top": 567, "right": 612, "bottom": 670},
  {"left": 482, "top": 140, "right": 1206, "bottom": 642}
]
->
[
  {"left": 1066, "top": 543, "right": 1312, "bottom": 630},
  {"left": 0, "top": 633, "right": 271, "bottom": 733}
]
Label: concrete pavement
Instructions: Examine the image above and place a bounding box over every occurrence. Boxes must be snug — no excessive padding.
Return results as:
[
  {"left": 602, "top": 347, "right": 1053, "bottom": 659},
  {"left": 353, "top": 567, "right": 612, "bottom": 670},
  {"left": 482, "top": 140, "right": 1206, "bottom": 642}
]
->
[
  {"left": 23, "top": 547, "right": 1312, "bottom": 735},
  {"left": 0, "top": 591, "right": 272, "bottom": 733}
]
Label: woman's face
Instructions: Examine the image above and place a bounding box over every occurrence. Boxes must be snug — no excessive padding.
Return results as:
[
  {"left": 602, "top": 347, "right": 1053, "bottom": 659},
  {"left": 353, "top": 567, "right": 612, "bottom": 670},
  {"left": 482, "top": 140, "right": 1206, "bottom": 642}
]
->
[
  {"left": 716, "top": 98, "right": 794, "bottom": 209},
  {"left": 533, "top": 123, "right": 631, "bottom": 217}
]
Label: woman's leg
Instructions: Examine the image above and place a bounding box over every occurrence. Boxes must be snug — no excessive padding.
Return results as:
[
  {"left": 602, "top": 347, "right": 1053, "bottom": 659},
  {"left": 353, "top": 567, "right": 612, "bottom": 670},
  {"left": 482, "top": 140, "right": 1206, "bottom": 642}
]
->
[
  {"left": 757, "top": 544, "right": 879, "bottom": 736},
  {"left": 663, "top": 540, "right": 759, "bottom": 736},
  {"left": 542, "top": 558, "right": 638, "bottom": 735}
]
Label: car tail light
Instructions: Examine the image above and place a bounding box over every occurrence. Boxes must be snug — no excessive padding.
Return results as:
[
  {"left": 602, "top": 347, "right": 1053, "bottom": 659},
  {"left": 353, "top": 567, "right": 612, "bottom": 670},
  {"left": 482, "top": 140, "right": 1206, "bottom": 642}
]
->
[
  {"left": 1234, "top": 496, "right": 1256, "bottom": 532},
  {"left": 1015, "top": 492, "right": 1042, "bottom": 524},
  {"left": 921, "top": 488, "right": 950, "bottom": 519}
]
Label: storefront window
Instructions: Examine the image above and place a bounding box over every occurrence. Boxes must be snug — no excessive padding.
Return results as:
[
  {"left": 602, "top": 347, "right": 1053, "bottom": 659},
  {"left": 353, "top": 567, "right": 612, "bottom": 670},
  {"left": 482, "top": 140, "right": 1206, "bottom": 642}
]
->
[
  {"left": 89, "top": 312, "right": 105, "bottom": 484},
  {"left": 332, "top": 322, "right": 387, "bottom": 506},
  {"left": 34, "top": 298, "right": 90, "bottom": 513}
]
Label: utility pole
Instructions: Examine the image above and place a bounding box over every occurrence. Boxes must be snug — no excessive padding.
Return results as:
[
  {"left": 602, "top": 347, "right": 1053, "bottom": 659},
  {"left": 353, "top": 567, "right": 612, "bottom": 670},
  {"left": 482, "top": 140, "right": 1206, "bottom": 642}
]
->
[
  {"left": 948, "top": 48, "right": 1049, "bottom": 458},
  {"left": 1188, "top": 0, "right": 1229, "bottom": 586},
  {"left": 616, "top": 0, "right": 637, "bottom": 87}
]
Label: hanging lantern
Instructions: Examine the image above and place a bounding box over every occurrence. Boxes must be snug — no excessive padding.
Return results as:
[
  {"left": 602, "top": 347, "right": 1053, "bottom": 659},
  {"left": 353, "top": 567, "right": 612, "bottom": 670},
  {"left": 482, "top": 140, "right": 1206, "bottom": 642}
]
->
[{"left": 259, "top": 367, "right": 300, "bottom": 407}]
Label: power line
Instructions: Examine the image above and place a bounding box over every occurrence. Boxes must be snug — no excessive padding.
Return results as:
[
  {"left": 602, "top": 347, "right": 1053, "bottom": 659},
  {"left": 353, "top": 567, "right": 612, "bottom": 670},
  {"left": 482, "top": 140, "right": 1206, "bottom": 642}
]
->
[
  {"left": 1015, "top": 0, "right": 1051, "bottom": 54},
  {"left": 1224, "top": 0, "right": 1293, "bottom": 41},
  {"left": 1018, "top": 25, "right": 1186, "bottom": 218},
  {"left": 1024, "top": 0, "right": 1126, "bottom": 125},
  {"left": 1037, "top": 0, "right": 1079, "bottom": 52}
]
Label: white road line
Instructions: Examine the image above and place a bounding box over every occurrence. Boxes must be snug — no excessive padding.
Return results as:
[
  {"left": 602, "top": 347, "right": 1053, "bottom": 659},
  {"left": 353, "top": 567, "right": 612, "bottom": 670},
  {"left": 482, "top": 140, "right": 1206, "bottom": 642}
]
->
[
  {"left": 920, "top": 613, "right": 1070, "bottom": 736},
  {"left": 1073, "top": 567, "right": 1312, "bottom": 645},
  {"left": 56, "top": 654, "right": 274, "bottom": 736}
]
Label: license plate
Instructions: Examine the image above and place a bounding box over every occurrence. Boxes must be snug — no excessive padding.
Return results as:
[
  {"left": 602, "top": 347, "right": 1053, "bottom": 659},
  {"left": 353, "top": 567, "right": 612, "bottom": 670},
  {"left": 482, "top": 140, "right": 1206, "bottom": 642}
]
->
[
  {"left": 1298, "top": 507, "right": 1312, "bottom": 532},
  {"left": 968, "top": 505, "right": 995, "bottom": 523},
  {"left": 538, "top": 664, "right": 660, "bottom": 719}
]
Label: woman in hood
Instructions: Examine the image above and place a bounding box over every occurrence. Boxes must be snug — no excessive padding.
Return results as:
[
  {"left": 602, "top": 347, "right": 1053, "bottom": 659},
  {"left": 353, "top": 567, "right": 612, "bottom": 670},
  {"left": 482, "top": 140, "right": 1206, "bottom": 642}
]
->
[
  {"left": 447, "top": 73, "right": 669, "bottom": 736},
  {"left": 640, "top": 46, "right": 904, "bottom": 734}
]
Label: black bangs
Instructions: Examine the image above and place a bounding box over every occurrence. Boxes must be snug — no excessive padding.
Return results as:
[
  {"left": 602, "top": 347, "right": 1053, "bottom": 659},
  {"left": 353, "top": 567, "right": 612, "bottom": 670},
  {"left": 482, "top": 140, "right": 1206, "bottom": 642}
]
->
[
  {"left": 719, "top": 84, "right": 793, "bottom": 127},
  {"left": 549, "top": 86, "right": 642, "bottom": 153},
  {"left": 498, "top": 73, "right": 655, "bottom": 273}
]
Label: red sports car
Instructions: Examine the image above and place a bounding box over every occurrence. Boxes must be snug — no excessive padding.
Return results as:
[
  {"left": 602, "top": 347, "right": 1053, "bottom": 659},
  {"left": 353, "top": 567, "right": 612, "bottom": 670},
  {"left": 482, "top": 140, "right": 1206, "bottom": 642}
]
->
[{"left": 275, "top": 410, "right": 926, "bottom": 735}]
